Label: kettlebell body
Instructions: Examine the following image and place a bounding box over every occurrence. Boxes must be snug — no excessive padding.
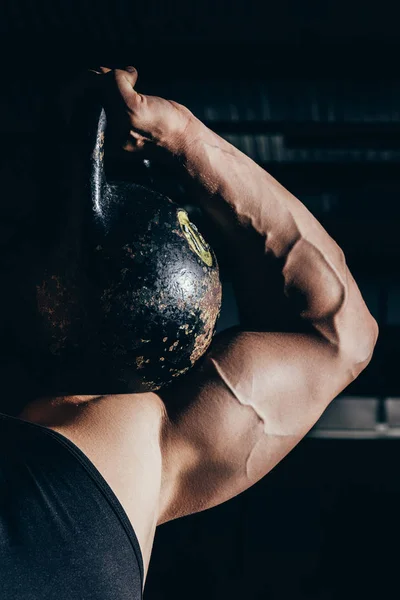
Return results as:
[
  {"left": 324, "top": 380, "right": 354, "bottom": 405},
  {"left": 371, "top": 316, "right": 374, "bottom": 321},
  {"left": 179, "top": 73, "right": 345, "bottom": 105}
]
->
[{"left": 34, "top": 106, "right": 222, "bottom": 393}]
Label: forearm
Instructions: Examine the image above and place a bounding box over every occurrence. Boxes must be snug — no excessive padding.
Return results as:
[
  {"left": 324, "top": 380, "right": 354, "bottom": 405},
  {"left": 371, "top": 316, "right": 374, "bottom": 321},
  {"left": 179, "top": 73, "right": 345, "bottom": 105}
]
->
[{"left": 167, "top": 114, "right": 377, "bottom": 349}]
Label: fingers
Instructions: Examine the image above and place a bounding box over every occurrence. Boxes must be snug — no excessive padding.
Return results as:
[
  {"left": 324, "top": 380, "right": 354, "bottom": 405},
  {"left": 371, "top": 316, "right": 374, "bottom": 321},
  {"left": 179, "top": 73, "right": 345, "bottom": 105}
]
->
[
  {"left": 98, "top": 67, "right": 112, "bottom": 74},
  {"left": 85, "top": 66, "right": 139, "bottom": 107}
]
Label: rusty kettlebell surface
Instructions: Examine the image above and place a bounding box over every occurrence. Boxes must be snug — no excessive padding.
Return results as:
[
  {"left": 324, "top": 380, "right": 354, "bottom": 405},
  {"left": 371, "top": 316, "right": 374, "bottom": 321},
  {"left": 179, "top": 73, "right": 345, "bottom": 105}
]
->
[{"left": 35, "top": 106, "right": 222, "bottom": 393}]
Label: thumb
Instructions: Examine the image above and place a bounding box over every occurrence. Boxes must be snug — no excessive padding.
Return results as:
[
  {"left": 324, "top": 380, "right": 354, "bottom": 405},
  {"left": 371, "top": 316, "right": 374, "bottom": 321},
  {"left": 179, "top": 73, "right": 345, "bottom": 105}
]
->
[
  {"left": 114, "top": 67, "right": 139, "bottom": 104},
  {"left": 123, "top": 66, "right": 139, "bottom": 84}
]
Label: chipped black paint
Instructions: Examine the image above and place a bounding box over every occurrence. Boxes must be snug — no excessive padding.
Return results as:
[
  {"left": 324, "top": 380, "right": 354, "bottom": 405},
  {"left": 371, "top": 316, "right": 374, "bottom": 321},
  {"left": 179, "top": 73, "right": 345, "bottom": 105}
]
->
[{"left": 35, "top": 105, "right": 222, "bottom": 393}]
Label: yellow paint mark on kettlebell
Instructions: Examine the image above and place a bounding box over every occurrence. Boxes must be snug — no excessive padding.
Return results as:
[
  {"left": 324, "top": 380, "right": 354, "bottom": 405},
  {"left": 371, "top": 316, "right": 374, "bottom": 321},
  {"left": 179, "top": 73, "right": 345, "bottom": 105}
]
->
[{"left": 177, "top": 210, "right": 213, "bottom": 267}]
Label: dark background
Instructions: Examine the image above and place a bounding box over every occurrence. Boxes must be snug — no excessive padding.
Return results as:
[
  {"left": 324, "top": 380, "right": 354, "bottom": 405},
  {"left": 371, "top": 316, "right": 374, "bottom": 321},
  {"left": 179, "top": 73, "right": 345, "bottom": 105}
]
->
[{"left": 1, "top": 0, "right": 400, "bottom": 597}]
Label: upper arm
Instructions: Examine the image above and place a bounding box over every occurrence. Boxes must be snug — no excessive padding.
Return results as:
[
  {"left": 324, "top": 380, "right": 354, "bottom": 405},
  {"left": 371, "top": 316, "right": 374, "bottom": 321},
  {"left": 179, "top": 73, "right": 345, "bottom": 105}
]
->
[{"left": 157, "top": 325, "right": 373, "bottom": 524}]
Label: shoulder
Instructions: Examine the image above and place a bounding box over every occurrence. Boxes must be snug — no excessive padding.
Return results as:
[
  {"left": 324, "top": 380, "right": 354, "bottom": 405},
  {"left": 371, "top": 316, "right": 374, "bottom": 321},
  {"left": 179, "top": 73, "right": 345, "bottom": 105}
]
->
[{"left": 21, "top": 393, "right": 169, "bottom": 563}]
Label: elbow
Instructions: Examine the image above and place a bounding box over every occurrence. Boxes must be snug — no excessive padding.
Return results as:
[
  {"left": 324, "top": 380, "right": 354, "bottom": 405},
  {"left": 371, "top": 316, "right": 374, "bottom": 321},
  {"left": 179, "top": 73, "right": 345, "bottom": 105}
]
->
[
  {"left": 358, "top": 314, "right": 379, "bottom": 367},
  {"left": 342, "top": 314, "right": 379, "bottom": 380}
]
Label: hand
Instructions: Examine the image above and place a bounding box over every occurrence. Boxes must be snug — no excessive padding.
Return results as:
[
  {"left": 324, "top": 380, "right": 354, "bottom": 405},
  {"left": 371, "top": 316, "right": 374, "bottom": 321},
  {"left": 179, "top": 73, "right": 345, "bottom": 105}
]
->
[{"left": 94, "top": 66, "right": 194, "bottom": 155}]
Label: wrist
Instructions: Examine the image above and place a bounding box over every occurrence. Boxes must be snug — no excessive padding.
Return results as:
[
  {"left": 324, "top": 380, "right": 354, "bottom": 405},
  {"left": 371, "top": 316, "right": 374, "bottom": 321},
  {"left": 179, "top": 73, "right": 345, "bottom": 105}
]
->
[{"left": 159, "top": 103, "right": 201, "bottom": 156}]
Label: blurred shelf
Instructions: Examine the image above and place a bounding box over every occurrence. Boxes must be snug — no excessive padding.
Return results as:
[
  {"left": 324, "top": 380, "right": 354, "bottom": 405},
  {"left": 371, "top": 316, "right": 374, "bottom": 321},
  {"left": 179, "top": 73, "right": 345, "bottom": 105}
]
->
[
  {"left": 385, "top": 397, "right": 400, "bottom": 427},
  {"left": 313, "top": 396, "right": 379, "bottom": 431},
  {"left": 309, "top": 427, "right": 393, "bottom": 439},
  {"left": 310, "top": 397, "right": 400, "bottom": 439}
]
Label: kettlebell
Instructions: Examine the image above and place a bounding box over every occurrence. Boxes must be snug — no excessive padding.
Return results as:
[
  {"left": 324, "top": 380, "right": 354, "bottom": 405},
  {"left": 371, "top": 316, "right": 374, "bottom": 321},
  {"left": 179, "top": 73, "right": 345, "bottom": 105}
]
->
[{"left": 33, "top": 104, "right": 222, "bottom": 394}]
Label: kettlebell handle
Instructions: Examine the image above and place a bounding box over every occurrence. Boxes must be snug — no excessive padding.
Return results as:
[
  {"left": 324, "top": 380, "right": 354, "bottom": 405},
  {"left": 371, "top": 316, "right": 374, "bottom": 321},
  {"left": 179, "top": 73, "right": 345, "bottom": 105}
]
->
[
  {"left": 87, "top": 104, "right": 156, "bottom": 221},
  {"left": 89, "top": 105, "right": 108, "bottom": 218}
]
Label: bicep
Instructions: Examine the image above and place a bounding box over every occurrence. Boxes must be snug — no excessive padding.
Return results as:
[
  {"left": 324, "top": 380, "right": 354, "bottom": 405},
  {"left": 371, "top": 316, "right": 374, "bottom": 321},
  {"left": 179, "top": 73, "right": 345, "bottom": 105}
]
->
[{"left": 158, "top": 327, "right": 355, "bottom": 523}]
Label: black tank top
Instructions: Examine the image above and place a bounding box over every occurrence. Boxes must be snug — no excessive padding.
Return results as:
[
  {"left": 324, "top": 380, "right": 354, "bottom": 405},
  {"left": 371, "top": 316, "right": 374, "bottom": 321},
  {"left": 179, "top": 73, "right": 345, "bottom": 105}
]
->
[{"left": 0, "top": 412, "right": 143, "bottom": 599}]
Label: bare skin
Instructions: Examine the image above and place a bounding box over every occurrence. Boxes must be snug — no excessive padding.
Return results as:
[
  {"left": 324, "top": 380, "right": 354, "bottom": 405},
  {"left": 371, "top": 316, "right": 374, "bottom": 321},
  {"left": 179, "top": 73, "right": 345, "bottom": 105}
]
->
[{"left": 20, "top": 68, "right": 378, "bottom": 583}]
